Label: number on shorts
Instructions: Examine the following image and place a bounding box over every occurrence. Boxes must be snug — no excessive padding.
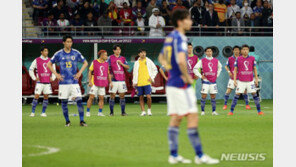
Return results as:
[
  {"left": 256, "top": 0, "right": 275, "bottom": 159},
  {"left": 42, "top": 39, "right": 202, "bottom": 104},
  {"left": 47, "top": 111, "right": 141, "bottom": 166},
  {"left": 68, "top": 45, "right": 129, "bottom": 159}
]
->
[
  {"left": 122, "top": 83, "right": 127, "bottom": 90},
  {"left": 251, "top": 84, "right": 255, "bottom": 89},
  {"left": 214, "top": 85, "right": 217, "bottom": 90},
  {"left": 76, "top": 88, "right": 81, "bottom": 93}
]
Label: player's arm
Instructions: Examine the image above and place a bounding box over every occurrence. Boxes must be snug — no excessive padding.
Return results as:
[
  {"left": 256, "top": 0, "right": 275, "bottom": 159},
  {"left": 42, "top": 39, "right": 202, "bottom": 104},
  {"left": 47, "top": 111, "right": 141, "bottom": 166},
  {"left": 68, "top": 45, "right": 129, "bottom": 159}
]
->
[
  {"left": 118, "top": 60, "right": 130, "bottom": 70},
  {"left": 74, "top": 60, "right": 88, "bottom": 80},
  {"left": 177, "top": 52, "right": 193, "bottom": 84},
  {"left": 88, "top": 62, "right": 93, "bottom": 87},
  {"left": 29, "top": 59, "right": 38, "bottom": 81},
  {"left": 217, "top": 61, "right": 222, "bottom": 77},
  {"left": 254, "top": 66, "right": 259, "bottom": 86},
  {"left": 108, "top": 69, "right": 113, "bottom": 88},
  {"left": 193, "top": 61, "right": 203, "bottom": 79},
  {"left": 47, "top": 61, "right": 63, "bottom": 81},
  {"left": 159, "top": 66, "right": 168, "bottom": 81},
  {"left": 233, "top": 67, "right": 238, "bottom": 86}
]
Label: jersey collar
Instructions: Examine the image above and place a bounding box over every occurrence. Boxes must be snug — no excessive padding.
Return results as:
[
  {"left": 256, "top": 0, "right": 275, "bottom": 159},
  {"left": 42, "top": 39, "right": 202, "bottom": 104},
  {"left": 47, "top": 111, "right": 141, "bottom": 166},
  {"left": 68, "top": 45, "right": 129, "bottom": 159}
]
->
[
  {"left": 40, "top": 55, "right": 48, "bottom": 60},
  {"left": 63, "top": 48, "right": 72, "bottom": 54}
]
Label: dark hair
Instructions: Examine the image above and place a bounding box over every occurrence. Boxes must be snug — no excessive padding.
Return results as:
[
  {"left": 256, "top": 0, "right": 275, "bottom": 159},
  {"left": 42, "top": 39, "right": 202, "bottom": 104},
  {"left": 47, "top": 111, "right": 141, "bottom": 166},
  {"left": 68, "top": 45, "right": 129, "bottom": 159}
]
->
[
  {"left": 98, "top": 50, "right": 107, "bottom": 56},
  {"left": 250, "top": 46, "right": 255, "bottom": 52},
  {"left": 233, "top": 45, "right": 241, "bottom": 50},
  {"left": 172, "top": 9, "right": 190, "bottom": 28},
  {"left": 241, "top": 44, "right": 250, "bottom": 49},
  {"left": 113, "top": 44, "right": 121, "bottom": 50},
  {"left": 205, "top": 47, "right": 212, "bottom": 52},
  {"left": 188, "top": 42, "right": 192, "bottom": 46},
  {"left": 40, "top": 46, "right": 48, "bottom": 52},
  {"left": 123, "top": 2, "right": 127, "bottom": 5},
  {"left": 235, "top": 11, "right": 241, "bottom": 15},
  {"left": 63, "top": 35, "right": 73, "bottom": 42},
  {"left": 137, "top": 49, "right": 146, "bottom": 54}
]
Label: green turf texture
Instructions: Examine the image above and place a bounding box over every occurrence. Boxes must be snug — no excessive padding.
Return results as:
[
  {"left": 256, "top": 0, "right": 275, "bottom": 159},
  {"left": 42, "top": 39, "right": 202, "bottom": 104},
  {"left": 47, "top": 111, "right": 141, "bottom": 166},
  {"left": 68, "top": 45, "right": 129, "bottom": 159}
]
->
[{"left": 23, "top": 99, "right": 273, "bottom": 167}]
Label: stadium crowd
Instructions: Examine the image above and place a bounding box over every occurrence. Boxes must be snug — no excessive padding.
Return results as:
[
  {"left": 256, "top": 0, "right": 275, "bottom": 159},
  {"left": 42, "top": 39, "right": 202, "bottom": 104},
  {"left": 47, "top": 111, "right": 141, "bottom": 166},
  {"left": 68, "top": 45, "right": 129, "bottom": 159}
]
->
[{"left": 31, "top": 0, "right": 273, "bottom": 36}]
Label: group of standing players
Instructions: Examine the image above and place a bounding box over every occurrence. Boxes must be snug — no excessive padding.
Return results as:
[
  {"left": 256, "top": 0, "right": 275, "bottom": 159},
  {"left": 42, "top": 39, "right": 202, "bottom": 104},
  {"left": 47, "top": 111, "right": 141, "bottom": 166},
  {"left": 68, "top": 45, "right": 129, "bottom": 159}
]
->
[{"left": 27, "top": 8, "right": 264, "bottom": 165}]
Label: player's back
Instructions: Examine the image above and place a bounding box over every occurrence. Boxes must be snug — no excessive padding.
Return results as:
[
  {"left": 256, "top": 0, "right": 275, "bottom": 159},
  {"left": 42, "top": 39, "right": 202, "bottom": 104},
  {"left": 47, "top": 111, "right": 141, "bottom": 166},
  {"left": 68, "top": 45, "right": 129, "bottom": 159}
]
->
[{"left": 162, "top": 30, "right": 189, "bottom": 88}]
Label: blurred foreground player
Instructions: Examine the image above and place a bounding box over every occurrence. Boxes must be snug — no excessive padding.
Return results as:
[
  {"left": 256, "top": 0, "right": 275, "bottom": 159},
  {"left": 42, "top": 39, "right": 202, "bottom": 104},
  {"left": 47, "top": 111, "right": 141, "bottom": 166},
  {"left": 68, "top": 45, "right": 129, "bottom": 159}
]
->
[
  {"left": 228, "top": 44, "right": 263, "bottom": 115},
  {"left": 86, "top": 50, "right": 112, "bottom": 117},
  {"left": 29, "top": 46, "right": 56, "bottom": 117},
  {"left": 158, "top": 9, "right": 219, "bottom": 165},
  {"left": 47, "top": 35, "right": 88, "bottom": 126}
]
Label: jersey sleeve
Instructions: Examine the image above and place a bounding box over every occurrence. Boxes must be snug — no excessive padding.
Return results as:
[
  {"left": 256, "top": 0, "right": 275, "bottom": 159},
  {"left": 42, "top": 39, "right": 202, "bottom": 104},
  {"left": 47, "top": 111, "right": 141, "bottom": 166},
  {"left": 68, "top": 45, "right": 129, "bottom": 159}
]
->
[
  {"left": 89, "top": 62, "right": 94, "bottom": 71},
  {"left": 176, "top": 36, "right": 187, "bottom": 54},
  {"left": 76, "top": 52, "right": 85, "bottom": 63},
  {"left": 50, "top": 52, "right": 60, "bottom": 64},
  {"left": 107, "top": 56, "right": 111, "bottom": 65}
]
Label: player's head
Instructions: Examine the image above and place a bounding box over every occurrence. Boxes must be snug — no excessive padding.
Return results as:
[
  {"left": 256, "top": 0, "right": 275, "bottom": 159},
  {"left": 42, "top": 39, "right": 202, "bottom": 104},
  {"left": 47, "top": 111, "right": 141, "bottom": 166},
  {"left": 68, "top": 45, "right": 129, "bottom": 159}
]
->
[
  {"left": 63, "top": 35, "right": 73, "bottom": 49},
  {"left": 205, "top": 47, "right": 213, "bottom": 57},
  {"left": 233, "top": 45, "right": 241, "bottom": 56},
  {"left": 113, "top": 44, "right": 121, "bottom": 56},
  {"left": 241, "top": 44, "right": 250, "bottom": 56},
  {"left": 187, "top": 42, "right": 193, "bottom": 54},
  {"left": 138, "top": 49, "right": 147, "bottom": 58},
  {"left": 40, "top": 46, "right": 49, "bottom": 57},
  {"left": 98, "top": 50, "right": 108, "bottom": 61},
  {"left": 172, "top": 9, "right": 192, "bottom": 31}
]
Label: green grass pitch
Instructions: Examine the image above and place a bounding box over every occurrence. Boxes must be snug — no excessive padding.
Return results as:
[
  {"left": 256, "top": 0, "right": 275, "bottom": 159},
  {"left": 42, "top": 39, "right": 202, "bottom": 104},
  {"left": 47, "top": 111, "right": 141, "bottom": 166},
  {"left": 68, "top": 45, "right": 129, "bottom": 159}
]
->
[{"left": 22, "top": 99, "right": 273, "bottom": 167}]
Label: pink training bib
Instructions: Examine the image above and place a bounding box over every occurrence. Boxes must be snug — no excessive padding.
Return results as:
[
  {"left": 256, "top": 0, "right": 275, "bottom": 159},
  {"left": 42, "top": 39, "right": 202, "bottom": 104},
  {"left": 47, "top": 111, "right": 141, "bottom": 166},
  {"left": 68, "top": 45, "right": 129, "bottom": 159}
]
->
[
  {"left": 202, "top": 58, "right": 218, "bottom": 83},
  {"left": 93, "top": 60, "right": 109, "bottom": 87},
  {"left": 36, "top": 57, "right": 51, "bottom": 83},
  {"left": 237, "top": 56, "right": 255, "bottom": 82},
  {"left": 187, "top": 55, "right": 198, "bottom": 78},
  {"left": 228, "top": 56, "right": 236, "bottom": 79},
  {"left": 109, "top": 55, "right": 126, "bottom": 81}
]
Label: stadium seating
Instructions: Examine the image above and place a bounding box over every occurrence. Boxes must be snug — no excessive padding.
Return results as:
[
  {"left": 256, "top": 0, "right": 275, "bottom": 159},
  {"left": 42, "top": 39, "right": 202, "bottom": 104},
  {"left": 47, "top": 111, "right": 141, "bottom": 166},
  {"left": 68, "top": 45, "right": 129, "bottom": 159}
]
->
[{"left": 22, "top": 66, "right": 34, "bottom": 95}]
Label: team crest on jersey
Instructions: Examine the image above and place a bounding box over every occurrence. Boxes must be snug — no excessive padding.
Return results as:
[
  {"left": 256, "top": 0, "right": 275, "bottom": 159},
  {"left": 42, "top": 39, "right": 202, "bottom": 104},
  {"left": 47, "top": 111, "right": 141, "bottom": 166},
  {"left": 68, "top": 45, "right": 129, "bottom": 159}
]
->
[{"left": 71, "top": 56, "right": 75, "bottom": 61}]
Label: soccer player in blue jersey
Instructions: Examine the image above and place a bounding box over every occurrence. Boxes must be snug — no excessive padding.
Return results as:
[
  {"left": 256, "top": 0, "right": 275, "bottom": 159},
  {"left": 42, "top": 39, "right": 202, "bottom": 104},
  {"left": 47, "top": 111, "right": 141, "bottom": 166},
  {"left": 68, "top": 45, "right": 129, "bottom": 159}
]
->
[
  {"left": 158, "top": 9, "right": 219, "bottom": 165},
  {"left": 47, "top": 35, "right": 89, "bottom": 127}
]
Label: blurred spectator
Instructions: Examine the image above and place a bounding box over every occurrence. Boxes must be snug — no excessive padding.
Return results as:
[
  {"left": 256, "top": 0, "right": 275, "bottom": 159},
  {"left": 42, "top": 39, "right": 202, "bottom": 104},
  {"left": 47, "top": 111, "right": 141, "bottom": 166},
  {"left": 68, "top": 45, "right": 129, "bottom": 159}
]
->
[
  {"left": 78, "top": 1, "right": 95, "bottom": 20},
  {"left": 42, "top": 12, "right": 57, "bottom": 35},
  {"left": 204, "top": 0, "right": 210, "bottom": 11},
  {"left": 160, "top": 0, "right": 172, "bottom": 25},
  {"left": 32, "top": 0, "right": 49, "bottom": 25},
  {"left": 240, "top": 0, "right": 253, "bottom": 17},
  {"left": 132, "top": 1, "right": 147, "bottom": 20},
  {"left": 203, "top": 3, "right": 219, "bottom": 35},
  {"left": 190, "top": 0, "right": 206, "bottom": 26},
  {"left": 214, "top": 0, "right": 227, "bottom": 26},
  {"left": 227, "top": 0, "right": 240, "bottom": 23},
  {"left": 149, "top": 8, "right": 165, "bottom": 37},
  {"left": 97, "top": 11, "right": 112, "bottom": 34},
  {"left": 146, "top": 0, "right": 158, "bottom": 19},
  {"left": 66, "top": 0, "right": 80, "bottom": 9},
  {"left": 119, "top": 2, "right": 134, "bottom": 26},
  {"left": 57, "top": 13, "right": 70, "bottom": 34},
  {"left": 51, "top": 0, "right": 69, "bottom": 20},
  {"left": 99, "top": 0, "right": 109, "bottom": 16},
  {"left": 167, "top": 0, "right": 177, "bottom": 9},
  {"left": 84, "top": 12, "right": 97, "bottom": 36},
  {"left": 135, "top": 12, "right": 146, "bottom": 36},
  {"left": 70, "top": 13, "right": 84, "bottom": 35},
  {"left": 114, "top": 0, "right": 130, "bottom": 9},
  {"left": 231, "top": 11, "right": 244, "bottom": 35},
  {"left": 253, "top": 0, "right": 263, "bottom": 26},
  {"left": 107, "top": 1, "right": 120, "bottom": 26},
  {"left": 172, "top": 0, "right": 186, "bottom": 11},
  {"left": 261, "top": 0, "right": 272, "bottom": 26},
  {"left": 243, "top": 13, "right": 249, "bottom": 26},
  {"left": 156, "top": 0, "right": 163, "bottom": 8}
]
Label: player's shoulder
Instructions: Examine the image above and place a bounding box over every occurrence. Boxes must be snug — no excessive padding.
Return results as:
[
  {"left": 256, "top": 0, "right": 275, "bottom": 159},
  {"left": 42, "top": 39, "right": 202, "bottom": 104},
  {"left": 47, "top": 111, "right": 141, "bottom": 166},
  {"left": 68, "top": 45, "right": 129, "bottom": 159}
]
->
[
  {"left": 53, "top": 49, "right": 63, "bottom": 56},
  {"left": 72, "top": 48, "right": 82, "bottom": 55}
]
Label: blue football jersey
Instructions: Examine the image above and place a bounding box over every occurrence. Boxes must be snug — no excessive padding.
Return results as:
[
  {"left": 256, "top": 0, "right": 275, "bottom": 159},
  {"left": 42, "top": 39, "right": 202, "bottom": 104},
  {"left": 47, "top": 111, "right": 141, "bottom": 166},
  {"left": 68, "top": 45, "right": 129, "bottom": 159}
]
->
[
  {"left": 160, "top": 30, "right": 189, "bottom": 88},
  {"left": 50, "top": 49, "right": 85, "bottom": 84}
]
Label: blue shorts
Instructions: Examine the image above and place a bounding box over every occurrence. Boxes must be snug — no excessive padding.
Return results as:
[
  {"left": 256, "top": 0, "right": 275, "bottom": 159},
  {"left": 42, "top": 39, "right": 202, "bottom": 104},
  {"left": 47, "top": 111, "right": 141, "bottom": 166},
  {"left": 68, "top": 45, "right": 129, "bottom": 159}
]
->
[{"left": 137, "top": 85, "right": 152, "bottom": 96}]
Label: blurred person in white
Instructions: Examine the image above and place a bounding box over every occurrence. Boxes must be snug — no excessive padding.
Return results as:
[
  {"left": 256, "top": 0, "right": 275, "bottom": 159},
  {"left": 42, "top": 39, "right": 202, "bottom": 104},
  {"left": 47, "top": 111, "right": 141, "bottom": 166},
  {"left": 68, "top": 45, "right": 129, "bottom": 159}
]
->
[
  {"left": 57, "top": 13, "right": 70, "bottom": 33},
  {"left": 227, "top": 0, "right": 241, "bottom": 22},
  {"left": 231, "top": 11, "right": 245, "bottom": 35},
  {"left": 240, "top": 0, "right": 253, "bottom": 17},
  {"left": 135, "top": 12, "right": 146, "bottom": 36},
  {"left": 114, "top": 0, "right": 130, "bottom": 9},
  {"left": 149, "top": 8, "right": 166, "bottom": 37}
]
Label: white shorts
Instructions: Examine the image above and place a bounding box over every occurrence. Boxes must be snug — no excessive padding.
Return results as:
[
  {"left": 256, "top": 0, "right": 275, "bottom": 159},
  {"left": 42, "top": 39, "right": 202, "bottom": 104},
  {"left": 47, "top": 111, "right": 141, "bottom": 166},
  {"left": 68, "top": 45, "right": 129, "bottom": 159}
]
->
[
  {"left": 109, "top": 81, "right": 127, "bottom": 94},
  {"left": 166, "top": 86, "right": 198, "bottom": 116},
  {"left": 236, "top": 80, "right": 256, "bottom": 94},
  {"left": 58, "top": 84, "right": 82, "bottom": 99},
  {"left": 89, "top": 85, "right": 106, "bottom": 96},
  {"left": 201, "top": 83, "right": 218, "bottom": 94},
  {"left": 227, "top": 79, "right": 235, "bottom": 89},
  {"left": 34, "top": 83, "right": 52, "bottom": 95}
]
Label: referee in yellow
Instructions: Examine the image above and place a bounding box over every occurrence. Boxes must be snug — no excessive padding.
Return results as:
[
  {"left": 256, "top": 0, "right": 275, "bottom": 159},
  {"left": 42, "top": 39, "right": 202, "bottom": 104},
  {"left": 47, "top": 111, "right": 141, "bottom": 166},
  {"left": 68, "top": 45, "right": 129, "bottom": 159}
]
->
[{"left": 133, "top": 49, "right": 158, "bottom": 116}]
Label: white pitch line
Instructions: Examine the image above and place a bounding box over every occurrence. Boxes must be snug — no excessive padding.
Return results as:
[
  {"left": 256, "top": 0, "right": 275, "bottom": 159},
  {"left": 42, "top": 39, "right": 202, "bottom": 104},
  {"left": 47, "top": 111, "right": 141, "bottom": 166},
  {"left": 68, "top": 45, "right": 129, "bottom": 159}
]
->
[{"left": 23, "top": 145, "right": 60, "bottom": 157}]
